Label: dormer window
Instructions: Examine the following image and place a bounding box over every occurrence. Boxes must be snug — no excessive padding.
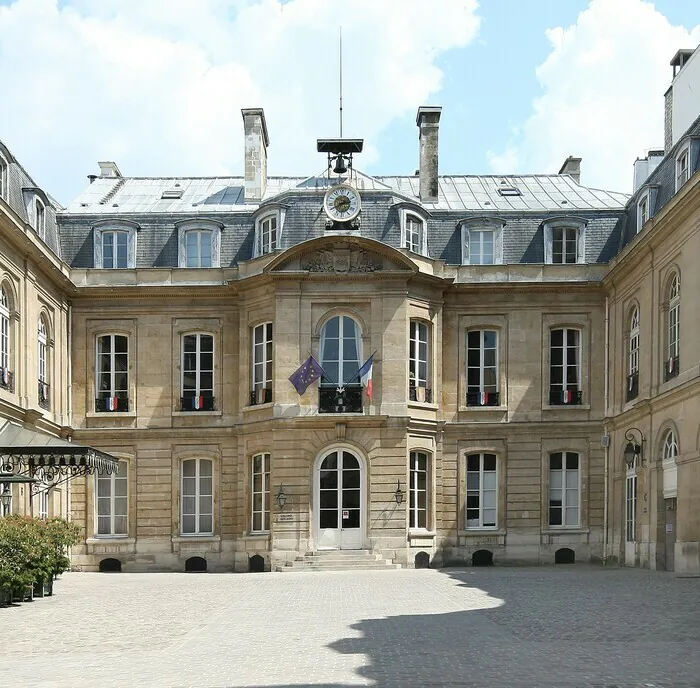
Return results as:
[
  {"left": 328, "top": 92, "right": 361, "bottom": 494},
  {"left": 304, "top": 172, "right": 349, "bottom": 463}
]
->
[
  {"left": 93, "top": 221, "right": 139, "bottom": 269},
  {"left": 34, "top": 197, "right": 46, "bottom": 239},
  {"left": 543, "top": 217, "right": 586, "bottom": 265},
  {"left": 676, "top": 146, "right": 689, "bottom": 190},
  {"left": 637, "top": 193, "right": 650, "bottom": 233},
  {"left": 177, "top": 219, "right": 222, "bottom": 268},
  {"left": 398, "top": 208, "right": 427, "bottom": 256},
  {"left": 460, "top": 218, "right": 505, "bottom": 265},
  {"left": 253, "top": 209, "right": 285, "bottom": 258}
]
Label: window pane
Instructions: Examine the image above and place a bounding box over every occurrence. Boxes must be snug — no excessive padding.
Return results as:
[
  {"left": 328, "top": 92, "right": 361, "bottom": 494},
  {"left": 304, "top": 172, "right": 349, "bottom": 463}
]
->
[
  {"left": 550, "top": 453, "right": 562, "bottom": 470},
  {"left": 198, "top": 515, "right": 213, "bottom": 533},
  {"left": 566, "top": 453, "right": 579, "bottom": 470}
]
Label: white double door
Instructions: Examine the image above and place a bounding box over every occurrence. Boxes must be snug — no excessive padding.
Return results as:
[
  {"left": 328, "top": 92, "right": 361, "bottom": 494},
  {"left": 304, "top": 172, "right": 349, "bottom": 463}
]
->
[{"left": 315, "top": 449, "right": 364, "bottom": 550}]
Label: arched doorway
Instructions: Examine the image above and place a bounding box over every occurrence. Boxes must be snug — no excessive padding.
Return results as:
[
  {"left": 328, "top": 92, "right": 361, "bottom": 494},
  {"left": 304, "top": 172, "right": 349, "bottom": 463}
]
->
[{"left": 314, "top": 448, "right": 366, "bottom": 550}]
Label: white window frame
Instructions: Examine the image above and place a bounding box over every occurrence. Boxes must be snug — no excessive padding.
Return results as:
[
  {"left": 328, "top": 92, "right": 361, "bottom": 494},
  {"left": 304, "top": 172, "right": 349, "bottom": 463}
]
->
[
  {"left": 668, "top": 273, "right": 680, "bottom": 371},
  {"left": 465, "top": 452, "right": 498, "bottom": 529},
  {"left": 181, "top": 333, "right": 214, "bottom": 405},
  {"left": 96, "top": 334, "right": 129, "bottom": 409},
  {"left": 409, "top": 451, "right": 429, "bottom": 530},
  {"left": 0, "top": 154, "right": 7, "bottom": 201},
  {"left": 676, "top": 144, "right": 690, "bottom": 191},
  {"left": 253, "top": 210, "right": 285, "bottom": 258},
  {"left": 661, "top": 429, "right": 678, "bottom": 499},
  {"left": 548, "top": 451, "right": 580, "bottom": 528},
  {"left": 637, "top": 192, "right": 650, "bottom": 233},
  {"left": 177, "top": 220, "right": 221, "bottom": 268},
  {"left": 180, "top": 458, "right": 214, "bottom": 535},
  {"left": 629, "top": 307, "right": 640, "bottom": 377},
  {"left": 250, "top": 453, "right": 270, "bottom": 533},
  {"left": 399, "top": 208, "right": 427, "bottom": 256},
  {"left": 94, "top": 223, "right": 138, "bottom": 269},
  {"left": 625, "top": 471, "right": 637, "bottom": 543},
  {"left": 409, "top": 320, "right": 430, "bottom": 394},
  {"left": 466, "top": 329, "right": 499, "bottom": 404},
  {"left": 460, "top": 219, "right": 504, "bottom": 265},
  {"left": 95, "top": 460, "right": 128, "bottom": 537},
  {"left": 34, "top": 197, "right": 46, "bottom": 239},
  {"left": 319, "top": 315, "right": 362, "bottom": 386},
  {"left": 252, "top": 322, "right": 273, "bottom": 402},
  {"left": 549, "top": 327, "right": 581, "bottom": 401},
  {"left": 543, "top": 218, "right": 586, "bottom": 264},
  {"left": 185, "top": 229, "right": 213, "bottom": 268},
  {"left": 34, "top": 483, "right": 49, "bottom": 519},
  {"left": 0, "top": 287, "right": 10, "bottom": 374}
]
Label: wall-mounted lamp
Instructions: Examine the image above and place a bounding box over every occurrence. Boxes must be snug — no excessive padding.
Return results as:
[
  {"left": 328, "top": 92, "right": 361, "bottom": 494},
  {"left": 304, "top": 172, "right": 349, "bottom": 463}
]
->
[
  {"left": 0, "top": 484, "right": 11, "bottom": 515},
  {"left": 0, "top": 473, "right": 38, "bottom": 516},
  {"left": 394, "top": 480, "right": 404, "bottom": 505},
  {"left": 276, "top": 485, "right": 287, "bottom": 509},
  {"left": 624, "top": 428, "right": 645, "bottom": 469}
]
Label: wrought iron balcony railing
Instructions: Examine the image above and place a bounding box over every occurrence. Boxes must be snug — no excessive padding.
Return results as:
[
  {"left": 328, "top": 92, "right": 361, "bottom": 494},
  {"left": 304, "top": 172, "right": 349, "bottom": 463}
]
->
[
  {"left": 250, "top": 387, "right": 273, "bottom": 406},
  {"left": 95, "top": 394, "right": 129, "bottom": 412},
  {"left": 0, "top": 368, "right": 14, "bottom": 393},
  {"left": 409, "top": 385, "right": 432, "bottom": 403},
  {"left": 466, "top": 391, "right": 500, "bottom": 407},
  {"left": 626, "top": 372, "right": 639, "bottom": 402},
  {"left": 180, "top": 394, "right": 215, "bottom": 412},
  {"left": 38, "top": 380, "right": 50, "bottom": 410},
  {"left": 319, "top": 384, "right": 363, "bottom": 414},
  {"left": 548, "top": 387, "right": 583, "bottom": 406}
]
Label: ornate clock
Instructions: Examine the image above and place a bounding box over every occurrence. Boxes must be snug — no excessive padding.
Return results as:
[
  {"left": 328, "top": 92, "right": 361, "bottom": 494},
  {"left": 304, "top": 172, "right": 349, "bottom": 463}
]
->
[{"left": 323, "top": 184, "right": 361, "bottom": 223}]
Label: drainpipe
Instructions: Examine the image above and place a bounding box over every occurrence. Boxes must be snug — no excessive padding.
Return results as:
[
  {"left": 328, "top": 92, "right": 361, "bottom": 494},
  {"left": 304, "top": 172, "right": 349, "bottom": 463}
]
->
[{"left": 603, "top": 295, "right": 610, "bottom": 565}]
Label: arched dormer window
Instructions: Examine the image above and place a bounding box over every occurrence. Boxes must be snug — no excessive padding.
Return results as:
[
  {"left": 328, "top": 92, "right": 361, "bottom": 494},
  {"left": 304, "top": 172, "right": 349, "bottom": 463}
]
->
[
  {"left": 177, "top": 219, "right": 222, "bottom": 268},
  {"left": 93, "top": 220, "right": 139, "bottom": 269},
  {"left": 627, "top": 306, "right": 640, "bottom": 401},
  {"left": 253, "top": 207, "right": 286, "bottom": 258},
  {"left": 665, "top": 272, "right": 680, "bottom": 381},
  {"left": 543, "top": 216, "right": 587, "bottom": 264},
  {"left": 0, "top": 286, "right": 12, "bottom": 391},
  {"left": 398, "top": 208, "right": 427, "bottom": 256},
  {"left": 460, "top": 217, "right": 505, "bottom": 265}
]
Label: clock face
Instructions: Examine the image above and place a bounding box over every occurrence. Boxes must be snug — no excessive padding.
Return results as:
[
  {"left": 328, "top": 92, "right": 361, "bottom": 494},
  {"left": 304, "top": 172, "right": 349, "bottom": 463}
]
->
[{"left": 324, "top": 184, "right": 361, "bottom": 222}]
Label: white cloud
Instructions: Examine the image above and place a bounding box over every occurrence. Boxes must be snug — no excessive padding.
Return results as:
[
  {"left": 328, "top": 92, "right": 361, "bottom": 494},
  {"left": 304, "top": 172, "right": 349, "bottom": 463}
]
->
[
  {"left": 488, "top": 0, "right": 700, "bottom": 192},
  {"left": 0, "top": 0, "right": 480, "bottom": 203}
]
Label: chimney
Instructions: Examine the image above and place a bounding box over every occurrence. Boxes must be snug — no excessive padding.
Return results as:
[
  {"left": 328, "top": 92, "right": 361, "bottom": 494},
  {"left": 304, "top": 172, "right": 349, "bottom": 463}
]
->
[
  {"left": 98, "top": 161, "right": 122, "bottom": 178},
  {"left": 416, "top": 106, "right": 442, "bottom": 203},
  {"left": 558, "top": 156, "right": 581, "bottom": 184},
  {"left": 242, "top": 108, "right": 269, "bottom": 203}
]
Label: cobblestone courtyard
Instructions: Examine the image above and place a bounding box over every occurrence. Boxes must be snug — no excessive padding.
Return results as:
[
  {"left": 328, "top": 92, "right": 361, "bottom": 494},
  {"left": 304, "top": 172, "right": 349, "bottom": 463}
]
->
[{"left": 2, "top": 566, "right": 700, "bottom": 687}]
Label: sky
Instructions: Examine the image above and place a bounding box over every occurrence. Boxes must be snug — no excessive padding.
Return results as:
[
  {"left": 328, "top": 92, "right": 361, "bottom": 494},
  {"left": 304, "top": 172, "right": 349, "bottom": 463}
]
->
[{"left": 0, "top": 0, "right": 698, "bottom": 205}]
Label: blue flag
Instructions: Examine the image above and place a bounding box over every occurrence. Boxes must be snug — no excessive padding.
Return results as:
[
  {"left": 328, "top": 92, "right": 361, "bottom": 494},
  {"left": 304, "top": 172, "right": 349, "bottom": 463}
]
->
[{"left": 289, "top": 356, "right": 325, "bottom": 395}]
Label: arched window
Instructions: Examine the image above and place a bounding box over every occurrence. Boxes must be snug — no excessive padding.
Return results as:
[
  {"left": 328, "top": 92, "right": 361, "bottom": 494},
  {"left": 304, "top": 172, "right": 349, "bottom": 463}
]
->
[
  {"left": 627, "top": 306, "right": 640, "bottom": 401},
  {"left": 34, "top": 197, "right": 46, "bottom": 239},
  {"left": 661, "top": 429, "right": 678, "bottom": 500},
  {"left": 38, "top": 316, "right": 49, "bottom": 409},
  {"left": 0, "top": 287, "right": 12, "bottom": 391},
  {"left": 549, "top": 328, "right": 582, "bottom": 405},
  {"left": 181, "top": 333, "right": 214, "bottom": 411},
  {"left": 96, "top": 334, "right": 129, "bottom": 412},
  {"left": 409, "top": 451, "right": 429, "bottom": 529},
  {"left": 181, "top": 458, "right": 213, "bottom": 535},
  {"left": 666, "top": 273, "right": 680, "bottom": 380},
  {"left": 320, "top": 315, "right": 362, "bottom": 387},
  {"left": 176, "top": 219, "right": 222, "bottom": 268}
]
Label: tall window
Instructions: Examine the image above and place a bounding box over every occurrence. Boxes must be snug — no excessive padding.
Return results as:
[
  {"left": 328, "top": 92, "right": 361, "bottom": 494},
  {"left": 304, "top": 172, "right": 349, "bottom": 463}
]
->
[
  {"left": 627, "top": 307, "right": 639, "bottom": 401},
  {"left": 185, "top": 229, "right": 212, "bottom": 268},
  {"left": 181, "top": 458, "right": 213, "bottom": 535},
  {"left": 34, "top": 485, "right": 49, "bottom": 519},
  {"left": 468, "top": 228, "right": 494, "bottom": 265},
  {"left": 661, "top": 429, "right": 678, "bottom": 500},
  {"left": 96, "top": 335, "right": 128, "bottom": 411},
  {"left": 466, "top": 453, "right": 497, "bottom": 528},
  {"left": 409, "top": 451, "right": 428, "bottom": 529},
  {"left": 409, "top": 321, "right": 430, "bottom": 402},
  {"left": 549, "top": 452, "right": 579, "bottom": 527},
  {"left": 625, "top": 473, "right": 637, "bottom": 543},
  {"left": 251, "top": 453, "right": 270, "bottom": 533},
  {"left": 552, "top": 226, "right": 578, "bottom": 263},
  {"left": 637, "top": 195, "right": 649, "bottom": 232},
  {"left": 257, "top": 215, "right": 277, "bottom": 256},
  {"left": 35, "top": 198, "right": 46, "bottom": 238},
  {"left": 0, "top": 287, "right": 10, "bottom": 389},
  {"left": 676, "top": 149, "right": 689, "bottom": 190},
  {"left": 96, "top": 461, "right": 128, "bottom": 536},
  {"left": 666, "top": 273, "right": 680, "bottom": 380},
  {"left": 549, "top": 328, "right": 581, "bottom": 405},
  {"left": 38, "top": 317, "right": 49, "bottom": 409},
  {"left": 466, "top": 330, "right": 498, "bottom": 406},
  {"left": 404, "top": 214, "right": 424, "bottom": 254},
  {"left": 252, "top": 323, "right": 273, "bottom": 405},
  {"left": 320, "top": 315, "right": 361, "bottom": 386},
  {"left": 182, "top": 334, "right": 214, "bottom": 411},
  {"left": 102, "top": 230, "right": 129, "bottom": 269}
]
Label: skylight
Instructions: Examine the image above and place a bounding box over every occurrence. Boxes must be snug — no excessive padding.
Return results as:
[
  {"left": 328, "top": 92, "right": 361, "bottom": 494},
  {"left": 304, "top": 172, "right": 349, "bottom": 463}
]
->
[{"left": 161, "top": 189, "right": 183, "bottom": 199}]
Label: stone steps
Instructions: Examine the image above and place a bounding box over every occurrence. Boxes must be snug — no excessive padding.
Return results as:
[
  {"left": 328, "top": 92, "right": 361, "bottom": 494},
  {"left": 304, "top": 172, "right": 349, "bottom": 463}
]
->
[{"left": 276, "top": 550, "right": 400, "bottom": 572}]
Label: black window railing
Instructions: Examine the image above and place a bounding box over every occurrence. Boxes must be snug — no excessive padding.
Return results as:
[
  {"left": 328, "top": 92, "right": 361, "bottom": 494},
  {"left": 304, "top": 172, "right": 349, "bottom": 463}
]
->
[
  {"left": 180, "top": 394, "right": 215, "bottom": 412},
  {"left": 665, "top": 356, "right": 679, "bottom": 381},
  {"left": 250, "top": 387, "right": 272, "bottom": 406},
  {"left": 466, "top": 391, "right": 500, "bottom": 407},
  {"left": 319, "top": 384, "right": 363, "bottom": 414},
  {"left": 38, "top": 380, "right": 50, "bottom": 410},
  {"left": 409, "top": 385, "right": 432, "bottom": 403},
  {"left": 0, "top": 368, "right": 14, "bottom": 393},
  {"left": 95, "top": 394, "right": 129, "bottom": 412},
  {"left": 548, "top": 387, "right": 582, "bottom": 406},
  {"left": 626, "top": 372, "right": 639, "bottom": 402}
]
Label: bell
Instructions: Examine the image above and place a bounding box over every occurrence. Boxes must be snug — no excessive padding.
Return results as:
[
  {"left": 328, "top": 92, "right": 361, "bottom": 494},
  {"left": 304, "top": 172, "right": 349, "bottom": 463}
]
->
[{"left": 333, "top": 155, "right": 347, "bottom": 175}]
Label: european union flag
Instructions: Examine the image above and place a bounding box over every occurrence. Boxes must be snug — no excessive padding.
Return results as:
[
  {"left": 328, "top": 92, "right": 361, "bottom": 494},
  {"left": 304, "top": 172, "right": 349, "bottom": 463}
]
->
[{"left": 289, "top": 356, "right": 326, "bottom": 395}]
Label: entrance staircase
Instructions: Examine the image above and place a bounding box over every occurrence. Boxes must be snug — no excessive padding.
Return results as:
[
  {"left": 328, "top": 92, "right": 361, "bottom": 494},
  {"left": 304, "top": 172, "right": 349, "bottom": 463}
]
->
[{"left": 275, "top": 549, "right": 400, "bottom": 572}]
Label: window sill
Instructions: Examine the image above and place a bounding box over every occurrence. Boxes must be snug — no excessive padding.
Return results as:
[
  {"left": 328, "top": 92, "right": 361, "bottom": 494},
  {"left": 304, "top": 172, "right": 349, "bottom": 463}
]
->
[
  {"left": 461, "top": 528, "right": 505, "bottom": 535},
  {"left": 86, "top": 411, "right": 136, "bottom": 418},
  {"left": 243, "top": 532, "right": 270, "bottom": 539},
  {"left": 542, "top": 404, "right": 590, "bottom": 411},
  {"left": 86, "top": 537, "right": 135, "bottom": 545},
  {"left": 243, "top": 402, "right": 274, "bottom": 412},
  {"left": 408, "top": 401, "right": 438, "bottom": 411},
  {"left": 543, "top": 527, "right": 589, "bottom": 535},
  {"left": 172, "top": 535, "right": 220, "bottom": 543},
  {"left": 408, "top": 529, "right": 436, "bottom": 537},
  {"left": 172, "top": 410, "right": 222, "bottom": 417},
  {"left": 458, "top": 405, "right": 507, "bottom": 412}
]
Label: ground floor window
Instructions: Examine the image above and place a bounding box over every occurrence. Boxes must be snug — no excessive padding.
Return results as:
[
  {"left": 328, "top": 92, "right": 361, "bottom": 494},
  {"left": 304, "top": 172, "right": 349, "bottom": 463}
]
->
[
  {"left": 549, "top": 452, "right": 580, "bottom": 527},
  {"left": 466, "top": 453, "right": 497, "bottom": 528},
  {"left": 409, "top": 451, "right": 429, "bottom": 529},
  {"left": 625, "top": 474, "right": 637, "bottom": 542},
  {"left": 251, "top": 453, "right": 270, "bottom": 533},
  {"left": 181, "top": 458, "right": 213, "bottom": 535}
]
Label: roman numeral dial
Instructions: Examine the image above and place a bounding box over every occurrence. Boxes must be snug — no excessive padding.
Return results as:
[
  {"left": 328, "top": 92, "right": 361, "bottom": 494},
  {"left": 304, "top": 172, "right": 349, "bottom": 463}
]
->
[{"left": 323, "top": 184, "right": 361, "bottom": 223}]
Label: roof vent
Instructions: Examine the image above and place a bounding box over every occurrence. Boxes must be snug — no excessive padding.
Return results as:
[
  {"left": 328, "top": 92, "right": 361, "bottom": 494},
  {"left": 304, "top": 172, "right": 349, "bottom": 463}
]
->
[{"left": 161, "top": 189, "right": 183, "bottom": 199}]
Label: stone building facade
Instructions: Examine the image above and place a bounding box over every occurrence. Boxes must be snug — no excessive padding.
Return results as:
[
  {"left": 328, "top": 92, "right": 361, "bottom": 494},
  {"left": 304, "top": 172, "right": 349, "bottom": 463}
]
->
[{"left": 1, "top": 48, "right": 699, "bottom": 574}]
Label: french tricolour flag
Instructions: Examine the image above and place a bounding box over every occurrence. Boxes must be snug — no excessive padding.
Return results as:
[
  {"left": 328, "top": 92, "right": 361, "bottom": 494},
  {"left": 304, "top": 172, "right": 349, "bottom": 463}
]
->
[
  {"left": 192, "top": 395, "right": 204, "bottom": 410},
  {"left": 357, "top": 354, "right": 375, "bottom": 401},
  {"left": 479, "top": 392, "right": 490, "bottom": 406},
  {"left": 107, "top": 396, "right": 118, "bottom": 411}
]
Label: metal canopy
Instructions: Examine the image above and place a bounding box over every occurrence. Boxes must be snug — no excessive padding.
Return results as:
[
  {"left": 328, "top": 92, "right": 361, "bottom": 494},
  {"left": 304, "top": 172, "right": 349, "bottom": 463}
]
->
[{"left": 316, "top": 139, "right": 364, "bottom": 155}]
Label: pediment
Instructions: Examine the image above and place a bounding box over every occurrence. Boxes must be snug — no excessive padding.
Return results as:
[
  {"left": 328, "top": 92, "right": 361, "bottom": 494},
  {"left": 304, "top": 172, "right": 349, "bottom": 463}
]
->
[{"left": 267, "top": 237, "right": 416, "bottom": 275}]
